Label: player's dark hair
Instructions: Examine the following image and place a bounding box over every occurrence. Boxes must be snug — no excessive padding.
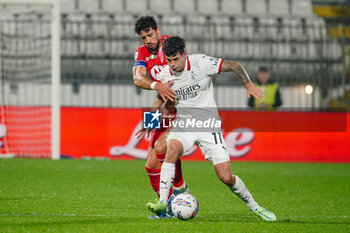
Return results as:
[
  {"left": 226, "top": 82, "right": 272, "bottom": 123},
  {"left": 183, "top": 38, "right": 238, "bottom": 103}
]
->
[
  {"left": 259, "top": 66, "right": 269, "bottom": 72},
  {"left": 134, "top": 16, "right": 158, "bottom": 34},
  {"left": 162, "top": 36, "right": 186, "bottom": 57}
]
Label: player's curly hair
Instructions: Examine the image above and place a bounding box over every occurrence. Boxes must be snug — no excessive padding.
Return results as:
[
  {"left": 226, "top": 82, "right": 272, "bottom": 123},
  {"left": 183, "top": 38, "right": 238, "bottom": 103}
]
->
[
  {"left": 134, "top": 16, "right": 158, "bottom": 34},
  {"left": 162, "top": 36, "right": 186, "bottom": 57}
]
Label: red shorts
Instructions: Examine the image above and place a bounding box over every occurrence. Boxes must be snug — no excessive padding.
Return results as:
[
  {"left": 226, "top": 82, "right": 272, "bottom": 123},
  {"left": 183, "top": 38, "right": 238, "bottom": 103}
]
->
[{"left": 149, "top": 128, "right": 167, "bottom": 148}]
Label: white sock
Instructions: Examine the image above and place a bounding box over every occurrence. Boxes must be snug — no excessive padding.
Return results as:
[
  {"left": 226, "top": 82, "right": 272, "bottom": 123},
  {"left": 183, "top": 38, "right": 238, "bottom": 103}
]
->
[
  {"left": 229, "top": 175, "right": 258, "bottom": 211},
  {"left": 159, "top": 162, "right": 175, "bottom": 205}
]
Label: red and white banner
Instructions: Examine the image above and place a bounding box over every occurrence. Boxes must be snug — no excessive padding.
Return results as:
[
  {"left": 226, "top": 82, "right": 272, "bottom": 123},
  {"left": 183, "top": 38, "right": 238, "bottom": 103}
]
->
[{"left": 60, "top": 107, "right": 350, "bottom": 163}]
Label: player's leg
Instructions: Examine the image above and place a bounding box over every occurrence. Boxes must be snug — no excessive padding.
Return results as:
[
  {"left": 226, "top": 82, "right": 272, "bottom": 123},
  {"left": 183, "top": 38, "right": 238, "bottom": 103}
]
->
[
  {"left": 145, "top": 146, "right": 162, "bottom": 196},
  {"left": 145, "top": 145, "right": 174, "bottom": 219},
  {"left": 214, "top": 161, "right": 258, "bottom": 210},
  {"left": 201, "top": 136, "right": 259, "bottom": 211},
  {"left": 199, "top": 131, "right": 276, "bottom": 221},
  {"left": 146, "top": 139, "right": 183, "bottom": 216},
  {"left": 145, "top": 147, "right": 161, "bottom": 190},
  {"left": 159, "top": 139, "right": 184, "bottom": 204},
  {"left": 154, "top": 129, "right": 188, "bottom": 194},
  {"left": 146, "top": 130, "right": 173, "bottom": 198},
  {"left": 147, "top": 131, "right": 196, "bottom": 216},
  {"left": 214, "top": 161, "right": 276, "bottom": 221},
  {"left": 154, "top": 135, "right": 166, "bottom": 163}
]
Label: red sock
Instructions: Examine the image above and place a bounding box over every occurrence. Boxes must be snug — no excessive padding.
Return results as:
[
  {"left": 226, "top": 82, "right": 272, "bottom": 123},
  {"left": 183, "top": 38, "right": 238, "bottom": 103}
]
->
[
  {"left": 145, "top": 165, "right": 173, "bottom": 199},
  {"left": 155, "top": 153, "right": 165, "bottom": 163},
  {"left": 145, "top": 166, "right": 160, "bottom": 197},
  {"left": 173, "top": 159, "right": 184, "bottom": 188}
]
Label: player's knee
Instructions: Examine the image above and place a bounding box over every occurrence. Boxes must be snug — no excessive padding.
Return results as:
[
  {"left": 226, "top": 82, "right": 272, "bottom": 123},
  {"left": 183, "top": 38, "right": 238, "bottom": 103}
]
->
[
  {"left": 166, "top": 141, "right": 181, "bottom": 161},
  {"left": 154, "top": 139, "right": 167, "bottom": 155},
  {"left": 166, "top": 144, "right": 177, "bottom": 157},
  {"left": 145, "top": 160, "right": 161, "bottom": 169},
  {"left": 145, "top": 151, "right": 161, "bottom": 169}
]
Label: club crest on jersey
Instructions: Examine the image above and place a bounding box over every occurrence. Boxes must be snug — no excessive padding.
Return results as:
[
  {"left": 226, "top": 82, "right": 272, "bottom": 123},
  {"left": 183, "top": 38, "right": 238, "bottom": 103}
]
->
[
  {"left": 191, "top": 71, "right": 195, "bottom": 80},
  {"left": 151, "top": 65, "right": 163, "bottom": 81},
  {"left": 149, "top": 54, "right": 157, "bottom": 59}
]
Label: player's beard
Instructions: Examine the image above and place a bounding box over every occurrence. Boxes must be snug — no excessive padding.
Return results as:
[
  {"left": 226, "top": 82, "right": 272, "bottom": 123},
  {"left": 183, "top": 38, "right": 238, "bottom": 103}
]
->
[{"left": 147, "top": 41, "right": 160, "bottom": 54}]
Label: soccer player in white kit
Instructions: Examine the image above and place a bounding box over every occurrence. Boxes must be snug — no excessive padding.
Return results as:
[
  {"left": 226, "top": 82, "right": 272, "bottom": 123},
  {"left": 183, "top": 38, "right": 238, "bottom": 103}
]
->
[{"left": 146, "top": 36, "right": 277, "bottom": 221}]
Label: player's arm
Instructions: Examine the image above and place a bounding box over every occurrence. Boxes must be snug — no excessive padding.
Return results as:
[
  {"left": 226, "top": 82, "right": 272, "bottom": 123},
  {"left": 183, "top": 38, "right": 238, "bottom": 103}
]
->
[
  {"left": 151, "top": 94, "right": 165, "bottom": 111},
  {"left": 221, "top": 60, "right": 264, "bottom": 100},
  {"left": 133, "top": 66, "right": 176, "bottom": 102},
  {"left": 151, "top": 95, "right": 176, "bottom": 123}
]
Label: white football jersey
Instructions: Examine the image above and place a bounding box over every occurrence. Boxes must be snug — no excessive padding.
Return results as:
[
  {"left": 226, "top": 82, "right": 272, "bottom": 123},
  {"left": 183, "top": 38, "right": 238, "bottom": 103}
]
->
[{"left": 158, "top": 54, "right": 223, "bottom": 120}]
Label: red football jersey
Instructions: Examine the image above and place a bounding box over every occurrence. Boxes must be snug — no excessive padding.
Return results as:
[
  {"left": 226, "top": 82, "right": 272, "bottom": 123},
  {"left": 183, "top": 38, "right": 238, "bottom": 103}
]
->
[{"left": 134, "top": 35, "right": 170, "bottom": 82}]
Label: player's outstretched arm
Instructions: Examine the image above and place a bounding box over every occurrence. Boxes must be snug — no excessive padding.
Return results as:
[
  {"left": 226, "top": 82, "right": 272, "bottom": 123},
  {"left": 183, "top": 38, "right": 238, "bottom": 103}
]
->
[
  {"left": 133, "top": 66, "right": 176, "bottom": 102},
  {"left": 220, "top": 60, "right": 264, "bottom": 100}
]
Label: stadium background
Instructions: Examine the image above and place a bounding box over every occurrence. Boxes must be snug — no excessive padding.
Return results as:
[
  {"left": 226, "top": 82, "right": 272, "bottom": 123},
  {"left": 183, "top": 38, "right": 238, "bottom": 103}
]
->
[
  {"left": 0, "top": 0, "right": 349, "bottom": 162},
  {"left": 0, "top": 1, "right": 349, "bottom": 232}
]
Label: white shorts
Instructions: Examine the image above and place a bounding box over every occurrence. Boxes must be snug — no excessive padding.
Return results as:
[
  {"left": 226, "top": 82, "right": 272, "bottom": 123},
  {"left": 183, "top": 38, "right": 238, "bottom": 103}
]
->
[{"left": 167, "top": 130, "right": 230, "bottom": 165}]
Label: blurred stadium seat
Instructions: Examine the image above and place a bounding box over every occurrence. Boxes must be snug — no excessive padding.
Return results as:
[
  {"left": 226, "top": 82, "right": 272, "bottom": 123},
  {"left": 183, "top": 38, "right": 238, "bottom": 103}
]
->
[
  {"left": 125, "top": 0, "right": 149, "bottom": 15},
  {"left": 197, "top": 0, "right": 220, "bottom": 15},
  {"left": 269, "top": 0, "right": 290, "bottom": 16},
  {"left": 35, "top": 0, "right": 347, "bottom": 108},
  {"left": 61, "top": 0, "right": 77, "bottom": 13},
  {"left": 246, "top": 0, "right": 267, "bottom": 16},
  {"left": 149, "top": 0, "right": 173, "bottom": 15},
  {"left": 210, "top": 16, "right": 235, "bottom": 39},
  {"left": 102, "top": 0, "right": 125, "bottom": 13},
  {"left": 185, "top": 15, "right": 209, "bottom": 39},
  {"left": 161, "top": 15, "right": 185, "bottom": 36},
  {"left": 292, "top": 0, "right": 314, "bottom": 17},
  {"left": 78, "top": 0, "right": 101, "bottom": 12},
  {"left": 173, "top": 0, "right": 195, "bottom": 14},
  {"left": 221, "top": 0, "right": 243, "bottom": 15}
]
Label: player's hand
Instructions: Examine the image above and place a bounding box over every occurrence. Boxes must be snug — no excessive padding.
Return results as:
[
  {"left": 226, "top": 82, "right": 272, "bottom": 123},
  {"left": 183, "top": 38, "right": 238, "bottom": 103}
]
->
[
  {"left": 154, "top": 81, "right": 176, "bottom": 102},
  {"left": 135, "top": 128, "right": 152, "bottom": 140},
  {"left": 245, "top": 83, "right": 264, "bottom": 100}
]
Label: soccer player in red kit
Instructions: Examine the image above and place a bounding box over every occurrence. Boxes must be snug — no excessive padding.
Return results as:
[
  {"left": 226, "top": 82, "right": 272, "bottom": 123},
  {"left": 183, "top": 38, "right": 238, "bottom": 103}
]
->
[{"left": 132, "top": 16, "right": 188, "bottom": 218}]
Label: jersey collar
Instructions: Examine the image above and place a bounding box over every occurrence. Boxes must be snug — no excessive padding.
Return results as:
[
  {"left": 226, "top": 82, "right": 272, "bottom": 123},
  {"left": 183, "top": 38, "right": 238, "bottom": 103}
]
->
[
  {"left": 185, "top": 56, "right": 190, "bottom": 71},
  {"left": 169, "top": 56, "right": 190, "bottom": 75}
]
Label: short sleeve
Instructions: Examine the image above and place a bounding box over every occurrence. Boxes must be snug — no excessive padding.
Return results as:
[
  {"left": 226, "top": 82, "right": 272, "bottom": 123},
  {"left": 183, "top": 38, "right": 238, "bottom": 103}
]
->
[
  {"left": 134, "top": 47, "right": 147, "bottom": 68},
  {"left": 198, "top": 55, "right": 224, "bottom": 76}
]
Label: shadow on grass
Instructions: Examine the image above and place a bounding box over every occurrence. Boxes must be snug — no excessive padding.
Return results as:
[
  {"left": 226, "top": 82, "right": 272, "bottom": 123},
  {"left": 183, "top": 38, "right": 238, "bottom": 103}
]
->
[
  {"left": 0, "top": 216, "right": 143, "bottom": 228},
  {"left": 0, "top": 197, "right": 41, "bottom": 201},
  {"left": 278, "top": 219, "right": 350, "bottom": 225},
  {"left": 1, "top": 214, "right": 349, "bottom": 228},
  {"left": 195, "top": 214, "right": 350, "bottom": 225}
]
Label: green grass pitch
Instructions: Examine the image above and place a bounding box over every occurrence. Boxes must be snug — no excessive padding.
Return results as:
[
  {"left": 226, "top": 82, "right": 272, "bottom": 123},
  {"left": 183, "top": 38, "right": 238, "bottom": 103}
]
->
[{"left": 0, "top": 159, "right": 349, "bottom": 232}]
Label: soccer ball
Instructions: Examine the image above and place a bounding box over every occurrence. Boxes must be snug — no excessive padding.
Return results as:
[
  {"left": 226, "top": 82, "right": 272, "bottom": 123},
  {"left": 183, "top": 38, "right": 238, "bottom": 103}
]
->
[{"left": 171, "top": 193, "right": 199, "bottom": 220}]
